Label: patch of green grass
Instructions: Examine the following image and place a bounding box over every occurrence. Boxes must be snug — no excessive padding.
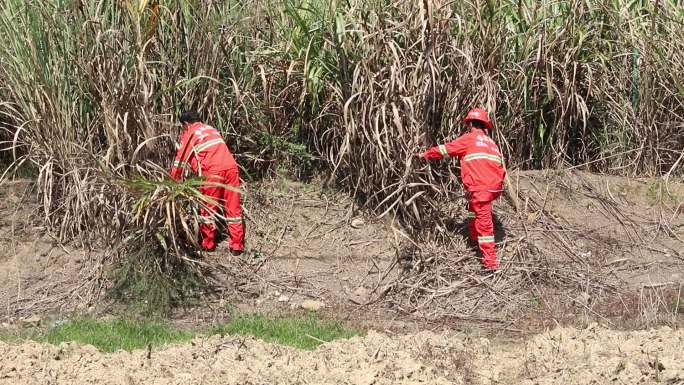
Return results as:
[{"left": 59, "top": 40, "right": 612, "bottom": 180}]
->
[
  {"left": 36, "top": 318, "right": 193, "bottom": 353},
  {"left": 213, "top": 313, "right": 360, "bottom": 350},
  {"left": 2, "top": 314, "right": 360, "bottom": 352}
]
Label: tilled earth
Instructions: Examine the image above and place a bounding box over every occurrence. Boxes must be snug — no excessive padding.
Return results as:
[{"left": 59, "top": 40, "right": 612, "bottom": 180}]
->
[{"left": 1, "top": 325, "right": 682, "bottom": 385}]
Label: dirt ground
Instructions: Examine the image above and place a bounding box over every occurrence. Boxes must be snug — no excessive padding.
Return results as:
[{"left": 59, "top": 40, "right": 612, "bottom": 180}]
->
[
  {"left": 1, "top": 325, "right": 682, "bottom": 384},
  {"left": 0, "top": 181, "right": 95, "bottom": 321},
  {"left": 1, "top": 171, "right": 683, "bottom": 329},
  {"left": 198, "top": 177, "right": 402, "bottom": 328},
  {"left": 214, "top": 170, "right": 684, "bottom": 331}
]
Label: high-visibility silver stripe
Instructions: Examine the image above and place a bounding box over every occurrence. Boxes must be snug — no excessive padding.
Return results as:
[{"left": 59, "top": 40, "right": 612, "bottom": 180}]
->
[
  {"left": 173, "top": 160, "right": 189, "bottom": 168},
  {"left": 464, "top": 153, "right": 502, "bottom": 163},
  {"left": 466, "top": 212, "right": 476, "bottom": 218},
  {"left": 478, "top": 236, "right": 495, "bottom": 243},
  {"left": 226, "top": 217, "right": 242, "bottom": 223},
  {"left": 194, "top": 138, "right": 224, "bottom": 153},
  {"left": 438, "top": 144, "right": 449, "bottom": 157}
]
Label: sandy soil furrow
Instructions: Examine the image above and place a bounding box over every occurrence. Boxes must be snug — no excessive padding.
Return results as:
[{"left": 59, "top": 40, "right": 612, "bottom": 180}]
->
[{"left": 1, "top": 326, "right": 682, "bottom": 385}]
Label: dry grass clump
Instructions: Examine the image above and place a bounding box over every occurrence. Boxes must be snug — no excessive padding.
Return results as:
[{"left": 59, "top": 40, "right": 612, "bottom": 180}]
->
[{"left": 98, "top": 164, "right": 231, "bottom": 314}]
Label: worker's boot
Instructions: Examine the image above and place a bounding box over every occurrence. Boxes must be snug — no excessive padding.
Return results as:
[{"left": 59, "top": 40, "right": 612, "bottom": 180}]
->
[
  {"left": 481, "top": 258, "right": 499, "bottom": 271},
  {"left": 479, "top": 266, "right": 500, "bottom": 277}
]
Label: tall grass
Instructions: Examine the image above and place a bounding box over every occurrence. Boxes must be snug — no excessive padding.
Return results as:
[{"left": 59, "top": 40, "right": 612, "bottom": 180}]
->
[
  {"left": 312, "top": 0, "right": 684, "bottom": 227},
  {"left": 0, "top": 0, "right": 682, "bottom": 296}
]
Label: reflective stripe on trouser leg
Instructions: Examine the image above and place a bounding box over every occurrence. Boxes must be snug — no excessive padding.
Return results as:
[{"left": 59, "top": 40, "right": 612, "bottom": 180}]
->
[
  {"left": 471, "top": 198, "right": 498, "bottom": 269},
  {"left": 223, "top": 168, "right": 245, "bottom": 252}
]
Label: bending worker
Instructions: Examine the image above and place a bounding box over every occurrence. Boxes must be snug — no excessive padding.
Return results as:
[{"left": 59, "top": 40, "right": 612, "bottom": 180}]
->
[
  {"left": 170, "top": 110, "right": 245, "bottom": 255},
  {"left": 417, "top": 108, "right": 505, "bottom": 271}
]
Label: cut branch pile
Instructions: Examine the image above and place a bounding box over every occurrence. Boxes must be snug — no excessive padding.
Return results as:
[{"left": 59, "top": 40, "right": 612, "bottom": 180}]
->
[{"left": 383, "top": 170, "right": 683, "bottom": 323}]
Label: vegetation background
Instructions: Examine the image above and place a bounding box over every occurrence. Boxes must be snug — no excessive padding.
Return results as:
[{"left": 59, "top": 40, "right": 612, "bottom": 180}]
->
[{"left": 0, "top": 0, "right": 682, "bottom": 308}]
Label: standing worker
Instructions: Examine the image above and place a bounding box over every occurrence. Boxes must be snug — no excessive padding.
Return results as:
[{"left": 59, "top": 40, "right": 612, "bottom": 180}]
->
[
  {"left": 417, "top": 108, "right": 505, "bottom": 271},
  {"left": 170, "top": 110, "right": 245, "bottom": 255}
]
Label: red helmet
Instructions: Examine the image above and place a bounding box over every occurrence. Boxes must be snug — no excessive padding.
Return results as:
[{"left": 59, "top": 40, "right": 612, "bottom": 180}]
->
[{"left": 463, "top": 108, "right": 493, "bottom": 130}]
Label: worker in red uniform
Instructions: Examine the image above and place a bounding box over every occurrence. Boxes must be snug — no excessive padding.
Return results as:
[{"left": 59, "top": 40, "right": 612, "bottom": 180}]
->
[
  {"left": 417, "top": 108, "right": 505, "bottom": 271},
  {"left": 170, "top": 110, "right": 245, "bottom": 254}
]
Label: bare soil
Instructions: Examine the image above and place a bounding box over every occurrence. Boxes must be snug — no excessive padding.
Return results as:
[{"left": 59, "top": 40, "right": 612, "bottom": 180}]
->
[
  {"left": 512, "top": 170, "right": 683, "bottom": 289},
  {"left": 0, "top": 181, "right": 96, "bottom": 322},
  {"left": 1, "top": 171, "right": 683, "bottom": 330},
  {"left": 1, "top": 325, "right": 682, "bottom": 384},
  {"left": 494, "top": 170, "right": 684, "bottom": 330},
  {"left": 166, "top": 170, "right": 684, "bottom": 333}
]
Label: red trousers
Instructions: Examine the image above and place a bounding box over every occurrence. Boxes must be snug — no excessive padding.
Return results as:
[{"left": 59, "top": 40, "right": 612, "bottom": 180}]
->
[
  {"left": 467, "top": 190, "right": 501, "bottom": 269},
  {"left": 198, "top": 168, "right": 245, "bottom": 252}
]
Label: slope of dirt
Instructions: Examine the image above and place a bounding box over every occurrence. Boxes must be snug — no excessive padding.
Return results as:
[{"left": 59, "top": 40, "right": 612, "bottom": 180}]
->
[
  {"left": 504, "top": 171, "right": 684, "bottom": 328},
  {"left": 1, "top": 171, "right": 682, "bottom": 330},
  {"left": 0, "top": 181, "right": 96, "bottom": 323},
  {"left": 176, "top": 177, "right": 402, "bottom": 327},
  {"left": 383, "top": 169, "right": 684, "bottom": 328},
  {"left": 1, "top": 326, "right": 682, "bottom": 385},
  {"left": 512, "top": 170, "right": 684, "bottom": 289},
  {"left": 239, "top": 177, "right": 398, "bottom": 305}
]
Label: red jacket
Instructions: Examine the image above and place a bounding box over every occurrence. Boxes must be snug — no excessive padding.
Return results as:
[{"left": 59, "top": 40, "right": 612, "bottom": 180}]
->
[
  {"left": 422, "top": 128, "right": 505, "bottom": 192},
  {"left": 170, "top": 122, "right": 237, "bottom": 180}
]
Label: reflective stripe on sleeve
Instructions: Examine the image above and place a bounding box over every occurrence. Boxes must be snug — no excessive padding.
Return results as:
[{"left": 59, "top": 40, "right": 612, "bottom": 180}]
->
[
  {"left": 438, "top": 144, "right": 449, "bottom": 157},
  {"left": 466, "top": 212, "right": 476, "bottom": 219},
  {"left": 173, "top": 160, "right": 190, "bottom": 168},
  {"left": 226, "top": 217, "right": 242, "bottom": 223}
]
